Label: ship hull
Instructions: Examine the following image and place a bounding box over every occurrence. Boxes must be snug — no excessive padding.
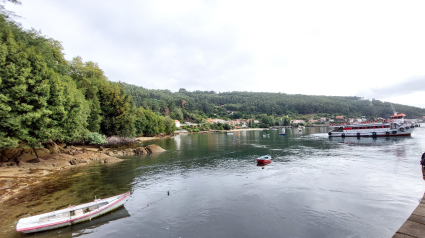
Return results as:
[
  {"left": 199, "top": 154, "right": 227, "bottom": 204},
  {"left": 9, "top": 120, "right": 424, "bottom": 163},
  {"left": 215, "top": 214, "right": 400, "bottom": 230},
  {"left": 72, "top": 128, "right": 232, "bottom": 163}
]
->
[{"left": 328, "top": 124, "right": 419, "bottom": 137}]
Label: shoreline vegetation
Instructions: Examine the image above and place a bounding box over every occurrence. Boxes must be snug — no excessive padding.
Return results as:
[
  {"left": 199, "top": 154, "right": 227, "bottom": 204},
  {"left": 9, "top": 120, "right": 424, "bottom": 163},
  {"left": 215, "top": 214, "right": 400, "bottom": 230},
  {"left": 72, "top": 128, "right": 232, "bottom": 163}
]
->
[
  {"left": 0, "top": 127, "right": 267, "bottom": 204},
  {"left": 0, "top": 127, "right": 257, "bottom": 204},
  {"left": 0, "top": 127, "right": 302, "bottom": 205},
  {"left": 0, "top": 141, "right": 166, "bottom": 204}
]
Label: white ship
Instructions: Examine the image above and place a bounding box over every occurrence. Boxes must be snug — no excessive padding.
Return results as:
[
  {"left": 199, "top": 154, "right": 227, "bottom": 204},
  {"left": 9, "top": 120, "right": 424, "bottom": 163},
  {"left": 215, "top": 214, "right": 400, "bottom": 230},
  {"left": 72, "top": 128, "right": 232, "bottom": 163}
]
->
[{"left": 328, "top": 113, "right": 420, "bottom": 137}]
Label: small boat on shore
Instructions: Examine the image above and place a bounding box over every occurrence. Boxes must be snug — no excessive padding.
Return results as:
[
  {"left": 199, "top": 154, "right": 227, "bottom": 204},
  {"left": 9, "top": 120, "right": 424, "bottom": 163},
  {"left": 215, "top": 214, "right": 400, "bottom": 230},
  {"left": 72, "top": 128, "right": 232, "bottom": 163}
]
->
[
  {"left": 279, "top": 129, "right": 286, "bottom": 135},
  {"left": 257, "top": 155, "right": 272, "bottom": 164},
  {"left": 16, "top": 192, "right": 130, "bottom": 234}
]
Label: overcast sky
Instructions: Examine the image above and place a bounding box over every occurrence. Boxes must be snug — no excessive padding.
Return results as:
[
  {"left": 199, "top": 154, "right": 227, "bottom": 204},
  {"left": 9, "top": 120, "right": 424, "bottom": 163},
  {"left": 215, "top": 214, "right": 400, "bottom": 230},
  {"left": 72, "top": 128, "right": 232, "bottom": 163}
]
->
[{"left": 6, "top": 0, "right": 425, "bottom": 108}]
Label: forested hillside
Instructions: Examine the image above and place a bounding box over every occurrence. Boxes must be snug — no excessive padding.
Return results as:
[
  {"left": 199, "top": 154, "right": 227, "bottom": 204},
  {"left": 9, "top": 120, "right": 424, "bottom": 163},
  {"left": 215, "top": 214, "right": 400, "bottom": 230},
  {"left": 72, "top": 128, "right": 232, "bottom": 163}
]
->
[
  {"left": 122, "top": 82, "right": 425, "bottom": 122},
  {"left": 0, "top": 4, "right": 175, "bottom": 149}
]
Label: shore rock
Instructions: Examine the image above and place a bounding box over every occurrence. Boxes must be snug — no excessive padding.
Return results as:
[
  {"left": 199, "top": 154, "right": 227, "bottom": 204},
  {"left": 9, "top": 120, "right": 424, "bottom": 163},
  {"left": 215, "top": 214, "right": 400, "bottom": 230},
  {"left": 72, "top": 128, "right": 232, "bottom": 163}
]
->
[
  {"left": 34, "top": 148, "right": 50, "bottom": 157},
  {"left": 134, "top": 147, "right": 148, "bottom": 155},
  {"left": 1, "top": 147, "right": 23, "bottom": 161},
  {"left": 58, "top": 143, "right": 66, "bottom": 148},
  {"left": 123, "top": 148, "right": 135, "bottom": 155},
  {"left": 1, "top": 156, "right": 8, "bottom": 162},
  {"left": 145, "top": 144, "right": 166, "bottom": 153},
  {"left": 104, "top": 157, "right": 121, "bottom": 163},
  {"left": 27, "top": 158, "right": 43, "bottom": 163},
  {"left": 45, "top": 141, "right": 60, "bottom": 154},
  {"left": 16, "top": 149, "right": 37, "bottom": 162}
]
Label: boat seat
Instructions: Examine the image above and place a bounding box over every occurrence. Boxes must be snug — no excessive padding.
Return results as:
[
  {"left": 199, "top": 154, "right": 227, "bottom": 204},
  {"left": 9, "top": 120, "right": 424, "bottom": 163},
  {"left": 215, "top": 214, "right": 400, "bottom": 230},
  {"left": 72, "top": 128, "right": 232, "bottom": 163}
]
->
[
  {"left": 56, "top": 212, "right": 69, "bottom": 218},
  {"left": 39, "top": 212, "right": 69, "bottom": 223},
  {"left": 87, "top": 205, "right": 99, "bottom": 211},
  {"left": 73, "top": 209, "right": 84, "bottom": 216}
]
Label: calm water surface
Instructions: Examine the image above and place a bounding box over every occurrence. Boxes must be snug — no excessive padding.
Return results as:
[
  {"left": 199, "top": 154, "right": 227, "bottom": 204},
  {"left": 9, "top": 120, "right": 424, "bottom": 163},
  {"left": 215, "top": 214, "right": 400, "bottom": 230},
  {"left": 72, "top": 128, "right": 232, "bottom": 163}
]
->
[{"left": 12, "top": 126, "right": 425, "bottom": 238}]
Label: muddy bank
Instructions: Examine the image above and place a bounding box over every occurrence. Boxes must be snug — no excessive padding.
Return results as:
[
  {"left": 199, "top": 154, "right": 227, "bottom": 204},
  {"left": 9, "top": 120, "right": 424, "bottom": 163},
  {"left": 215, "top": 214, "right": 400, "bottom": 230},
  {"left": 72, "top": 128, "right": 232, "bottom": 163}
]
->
[{"left": 0, "top": 143, "right": 166, "bottom": 204}]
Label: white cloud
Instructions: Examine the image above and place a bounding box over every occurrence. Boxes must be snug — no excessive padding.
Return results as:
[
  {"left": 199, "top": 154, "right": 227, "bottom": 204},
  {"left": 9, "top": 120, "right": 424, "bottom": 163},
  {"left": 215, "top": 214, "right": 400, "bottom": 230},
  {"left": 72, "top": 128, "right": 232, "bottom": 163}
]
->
[{"left": 6, "top": 0, "right": 425, "bottom": 108}]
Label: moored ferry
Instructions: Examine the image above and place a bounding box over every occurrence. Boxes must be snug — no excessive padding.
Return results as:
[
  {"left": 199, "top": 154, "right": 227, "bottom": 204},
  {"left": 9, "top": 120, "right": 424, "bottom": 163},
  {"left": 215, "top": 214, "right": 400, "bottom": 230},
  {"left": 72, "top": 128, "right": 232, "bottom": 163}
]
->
[{"left": 328, "top": 113, "right": 420, "bottom": 137}]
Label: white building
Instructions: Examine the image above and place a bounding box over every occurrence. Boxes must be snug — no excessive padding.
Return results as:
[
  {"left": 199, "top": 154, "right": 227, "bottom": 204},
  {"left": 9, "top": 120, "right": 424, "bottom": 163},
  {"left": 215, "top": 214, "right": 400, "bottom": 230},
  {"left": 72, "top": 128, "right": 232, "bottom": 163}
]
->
[{"left": 174, "top": 120, "right": 180, "bottom": 128}]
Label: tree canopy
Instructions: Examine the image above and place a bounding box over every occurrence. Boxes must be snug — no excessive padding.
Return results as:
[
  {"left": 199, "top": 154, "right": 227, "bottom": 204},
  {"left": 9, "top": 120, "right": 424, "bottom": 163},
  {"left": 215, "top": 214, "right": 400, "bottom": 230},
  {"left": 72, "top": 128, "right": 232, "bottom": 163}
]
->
[
  {"left": 122, "top": 83, "right": 425, "bottom": 122},
  {"left": 0, "top": 12, "right": 176, "bottom": 149}
]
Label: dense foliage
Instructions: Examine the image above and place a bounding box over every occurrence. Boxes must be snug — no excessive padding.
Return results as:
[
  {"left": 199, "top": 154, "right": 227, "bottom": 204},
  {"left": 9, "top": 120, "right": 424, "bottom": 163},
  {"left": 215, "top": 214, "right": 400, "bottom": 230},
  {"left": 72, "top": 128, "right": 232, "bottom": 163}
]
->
[
  {"left": 0, "top": 11, "right": 175, "bottom": 149},
  {"left": 122, "top": 83, "right": 425, "bottom": 123}
]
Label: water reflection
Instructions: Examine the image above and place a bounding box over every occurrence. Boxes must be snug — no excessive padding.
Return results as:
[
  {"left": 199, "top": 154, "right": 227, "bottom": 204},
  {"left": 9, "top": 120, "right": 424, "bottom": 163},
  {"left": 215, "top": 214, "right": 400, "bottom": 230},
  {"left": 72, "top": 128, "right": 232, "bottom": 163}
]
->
[
  {"left": 4, "top": 127, "right": 424, "bottom": 238},
  {"left": 328, "top": 135, "right": 413, "bottom": 146}
]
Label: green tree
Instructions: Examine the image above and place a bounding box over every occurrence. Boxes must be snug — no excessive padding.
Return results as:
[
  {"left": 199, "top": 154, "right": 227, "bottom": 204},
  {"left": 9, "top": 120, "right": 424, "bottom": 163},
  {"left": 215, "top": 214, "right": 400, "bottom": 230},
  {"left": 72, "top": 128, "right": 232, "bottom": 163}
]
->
[
  {"left": 69, "top": 57, "right": 104, "bottom": 133},
  {"left": 100, "top": 83, "right": 135, "bottom": 137},
  {"left": 0, "top": 26, "right": 53, "bottom": 148},
  {"left": 164, "top": 117, "right": 177, "bottom": 134},
  {"left": 143, "top": 109, "right": 164, "bottom": 136},
  {"left": 134, "top": 107, "right": 147, "bottom": 136},
  {"left": 47, "top": 73, "right": 89, "bottom": 142}
]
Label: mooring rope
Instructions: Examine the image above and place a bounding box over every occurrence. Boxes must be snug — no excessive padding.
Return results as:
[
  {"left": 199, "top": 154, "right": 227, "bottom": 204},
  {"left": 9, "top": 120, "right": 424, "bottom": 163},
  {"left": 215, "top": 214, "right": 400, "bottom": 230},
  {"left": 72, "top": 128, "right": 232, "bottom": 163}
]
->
[{"left": 130, "top": 188, "right": 187, "bottom": 216}]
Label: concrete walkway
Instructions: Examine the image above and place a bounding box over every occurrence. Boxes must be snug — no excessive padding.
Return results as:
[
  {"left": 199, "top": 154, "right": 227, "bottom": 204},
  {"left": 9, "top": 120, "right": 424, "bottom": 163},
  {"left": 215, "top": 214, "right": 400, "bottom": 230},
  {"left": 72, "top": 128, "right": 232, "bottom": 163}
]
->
[{"left": 393, "top": 192, "right": 425, "bottom": 238}]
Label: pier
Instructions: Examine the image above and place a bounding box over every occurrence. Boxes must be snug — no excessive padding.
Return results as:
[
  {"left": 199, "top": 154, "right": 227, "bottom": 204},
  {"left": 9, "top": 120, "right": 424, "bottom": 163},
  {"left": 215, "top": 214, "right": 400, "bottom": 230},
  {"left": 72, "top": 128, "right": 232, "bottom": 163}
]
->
[{"left": 393, "top": 192, "right": 425, "bottom": 237}]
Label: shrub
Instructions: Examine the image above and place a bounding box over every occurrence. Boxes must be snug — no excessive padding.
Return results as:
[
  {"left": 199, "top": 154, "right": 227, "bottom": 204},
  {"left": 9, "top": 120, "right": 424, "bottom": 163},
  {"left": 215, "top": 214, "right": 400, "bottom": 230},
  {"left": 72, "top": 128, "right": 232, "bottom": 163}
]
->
[
  {"left": 105, "top": 136, "right": 136, "bottom": 145},
  {"left": 86, "top": 132, "right": 108, "bottom": 144}
]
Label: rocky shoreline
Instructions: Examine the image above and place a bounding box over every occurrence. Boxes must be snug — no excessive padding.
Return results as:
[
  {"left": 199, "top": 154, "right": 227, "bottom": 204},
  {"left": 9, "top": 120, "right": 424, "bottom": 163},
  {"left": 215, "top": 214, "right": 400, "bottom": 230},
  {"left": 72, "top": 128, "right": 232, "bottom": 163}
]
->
[{"left": 0, "top": 142, "right": 166, "bottom": 204}]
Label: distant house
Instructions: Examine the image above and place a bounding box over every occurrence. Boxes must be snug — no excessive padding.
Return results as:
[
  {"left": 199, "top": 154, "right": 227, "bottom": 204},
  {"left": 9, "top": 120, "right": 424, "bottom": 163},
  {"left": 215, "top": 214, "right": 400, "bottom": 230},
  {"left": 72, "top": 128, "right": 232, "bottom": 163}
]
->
[
  {"left": 174, "top": 120, "right": 180, "bottom": 128},
  {"left": 246, "top": 119, "right": 257, "bottom": 126},
  {"left": 320, "top": 117, "right": 326, "bottom": 122},
  {"left": 309, "top": 119, "right": 318, "bottom": 123},
  {"left": 422, "top": 115, "right": 425, "bottom": 120},
  {"left": 335, "top": 116, "right": 344, "bottom": 122},
  {"left": 349, "top": 118, "right": 354, "bottom": 123},
  {"left": 227, "top": 120, "right": 237, "bottom": 126},
  {"left": 330, "top": 119, "right": 334, "bottom": 122},
  {"left": 254, "top": 120, "right": 260, "bottom": 123},
  {"left": 291, "top": 120, "right": 305, "bottom": 124}
]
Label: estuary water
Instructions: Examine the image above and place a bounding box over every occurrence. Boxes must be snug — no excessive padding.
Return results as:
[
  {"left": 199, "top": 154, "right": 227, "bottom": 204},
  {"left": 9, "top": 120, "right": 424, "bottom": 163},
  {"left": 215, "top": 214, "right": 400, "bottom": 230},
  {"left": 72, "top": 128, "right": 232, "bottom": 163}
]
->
[{"left": 9, "top": 126, "right": 425, "bottom": 238}]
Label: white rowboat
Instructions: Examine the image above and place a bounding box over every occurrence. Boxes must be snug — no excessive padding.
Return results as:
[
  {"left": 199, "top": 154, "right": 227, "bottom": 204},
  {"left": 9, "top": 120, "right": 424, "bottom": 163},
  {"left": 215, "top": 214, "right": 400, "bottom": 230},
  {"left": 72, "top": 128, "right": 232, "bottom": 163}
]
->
[{"left": 16, "top": 192, "right": 130, "bottom": 233}]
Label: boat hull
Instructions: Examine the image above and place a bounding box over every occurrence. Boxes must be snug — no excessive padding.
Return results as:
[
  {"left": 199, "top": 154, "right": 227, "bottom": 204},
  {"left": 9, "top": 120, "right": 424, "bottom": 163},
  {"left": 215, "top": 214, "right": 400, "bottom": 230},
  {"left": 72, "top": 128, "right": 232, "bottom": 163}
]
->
[
  {"left": 257, "top": 159, "right": 271, "bottom": 164},
  {"left": 328, "top": 125, "right": 417, "bottom": 137},
  {"left": 17, "top": 192, "right": 130, "bottom": 234}
]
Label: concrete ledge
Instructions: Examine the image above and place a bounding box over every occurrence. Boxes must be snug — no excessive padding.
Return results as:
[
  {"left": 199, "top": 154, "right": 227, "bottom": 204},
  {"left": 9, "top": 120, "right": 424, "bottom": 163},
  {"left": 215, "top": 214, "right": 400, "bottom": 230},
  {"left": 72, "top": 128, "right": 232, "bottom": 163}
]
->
[
  {"left": 408, "top": 215, "right": 425, "bottom": 226},
  {"left": 412, "top": 204, "right": 425, "bottom": 216},
  {"left": 393, "top": 193, "right": 425, "bottom": 238},
  {"left": 393, "top": 233, "right": 417, "bottom": 238},
  {"left": 395, "top": 220, "right": 425, "bottom": 238}
]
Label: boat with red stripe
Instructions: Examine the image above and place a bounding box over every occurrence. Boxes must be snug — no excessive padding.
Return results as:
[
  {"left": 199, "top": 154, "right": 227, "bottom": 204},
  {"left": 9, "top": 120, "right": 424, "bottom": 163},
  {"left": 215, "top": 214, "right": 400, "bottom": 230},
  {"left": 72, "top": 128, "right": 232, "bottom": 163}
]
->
[
  {"left": 328, "top": 113, "right": 420, "bottom": 138},
  {"left": 16, "top": 192, "right": 130, "bottom": 233}
]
